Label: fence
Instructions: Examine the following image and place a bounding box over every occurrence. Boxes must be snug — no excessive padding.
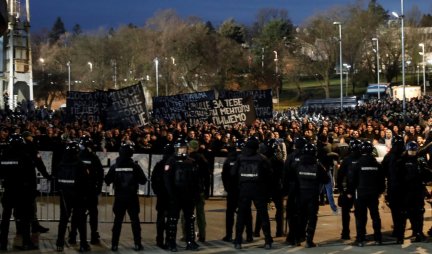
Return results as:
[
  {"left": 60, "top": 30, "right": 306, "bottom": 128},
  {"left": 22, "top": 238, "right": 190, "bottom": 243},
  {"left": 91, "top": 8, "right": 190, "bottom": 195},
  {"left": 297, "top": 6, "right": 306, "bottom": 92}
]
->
[{"left": 1, "top": 152, "right": 228, "bottom": 223}]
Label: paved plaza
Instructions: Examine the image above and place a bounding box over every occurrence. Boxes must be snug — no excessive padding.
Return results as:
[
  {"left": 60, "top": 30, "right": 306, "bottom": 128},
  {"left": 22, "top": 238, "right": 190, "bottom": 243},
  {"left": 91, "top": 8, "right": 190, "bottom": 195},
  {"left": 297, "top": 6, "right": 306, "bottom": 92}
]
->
[{"left": 3, "top": 195, "right": 432, "bottom": 253}]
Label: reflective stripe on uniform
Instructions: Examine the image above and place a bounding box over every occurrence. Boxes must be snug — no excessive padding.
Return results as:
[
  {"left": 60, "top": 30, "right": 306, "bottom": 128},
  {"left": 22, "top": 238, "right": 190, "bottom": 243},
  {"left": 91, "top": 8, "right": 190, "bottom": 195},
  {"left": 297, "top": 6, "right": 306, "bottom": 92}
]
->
[{"left": 115, "top": 168, "right": 133, "bottom": 172}]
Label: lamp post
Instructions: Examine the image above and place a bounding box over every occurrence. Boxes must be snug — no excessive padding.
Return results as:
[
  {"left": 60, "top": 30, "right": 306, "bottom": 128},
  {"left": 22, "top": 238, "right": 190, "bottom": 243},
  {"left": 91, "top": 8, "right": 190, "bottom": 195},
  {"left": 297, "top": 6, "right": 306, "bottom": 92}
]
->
[
  {"left": 343, "top": 64, "right": 351, "bottom": 97},
  {"left": 372, "top": 38, "right": 380, "bottom": 99},
  {"left": 87, "top": 62, "right": 93, "bottom": 72},
  {"left": 392, "top": 0, "right": 405, "bottom": 113},
  {"left": 419, "top": 43, "right": 426, "bottom": 95},
  {"left": 333, "top": 21, "right": 343, "bottom": 111},
  {"left": 66, "top": 61, "right": 71, "bottom": 91},
  {"left": 273, "top": 50, "right": 279, "bottom": 106},
  {"left": 154, "top": 57, "right": 159, "bottom": 97}
]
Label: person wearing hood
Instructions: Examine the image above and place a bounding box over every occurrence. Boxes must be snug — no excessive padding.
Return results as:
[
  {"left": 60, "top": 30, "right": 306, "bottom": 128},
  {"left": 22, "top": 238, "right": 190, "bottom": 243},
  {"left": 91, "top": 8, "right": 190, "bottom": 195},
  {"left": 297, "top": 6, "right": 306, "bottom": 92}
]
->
[{"left": 232, "top": 136, "right": 273, "bottom": 250}]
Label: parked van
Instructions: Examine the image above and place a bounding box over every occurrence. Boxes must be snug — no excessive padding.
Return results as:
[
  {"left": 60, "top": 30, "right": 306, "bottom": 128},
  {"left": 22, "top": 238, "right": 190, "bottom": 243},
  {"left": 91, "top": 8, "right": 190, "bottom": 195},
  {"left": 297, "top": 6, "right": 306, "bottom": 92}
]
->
[{"left": 364, "top": 83, "right": 391, "bottom": 99}]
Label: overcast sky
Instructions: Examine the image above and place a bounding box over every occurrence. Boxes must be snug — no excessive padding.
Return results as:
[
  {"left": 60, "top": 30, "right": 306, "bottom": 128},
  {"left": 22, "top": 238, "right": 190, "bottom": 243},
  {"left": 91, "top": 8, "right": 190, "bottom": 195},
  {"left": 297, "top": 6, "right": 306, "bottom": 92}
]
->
[{"left": 29, "top": 0, "right": 432, "bottom": 32}]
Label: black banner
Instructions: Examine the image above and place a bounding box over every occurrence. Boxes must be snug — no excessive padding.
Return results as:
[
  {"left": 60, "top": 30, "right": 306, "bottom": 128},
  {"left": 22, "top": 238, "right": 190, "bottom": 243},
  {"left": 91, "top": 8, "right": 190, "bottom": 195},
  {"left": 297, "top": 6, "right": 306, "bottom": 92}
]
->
[
  {"left": 104, "top": 84, "right": 150, "bottom": 129},
  {"left": 152, "top": 90, "right": 215, "bottom": 121},
  {"left": 218, "top": 89, "right": 273, "bottom": 119},
  {"left": 66, "top": 83, "right": 149, "bottom": 129},
  {"left": 209, "top": 97, "right": 256, "bottom": 128}
]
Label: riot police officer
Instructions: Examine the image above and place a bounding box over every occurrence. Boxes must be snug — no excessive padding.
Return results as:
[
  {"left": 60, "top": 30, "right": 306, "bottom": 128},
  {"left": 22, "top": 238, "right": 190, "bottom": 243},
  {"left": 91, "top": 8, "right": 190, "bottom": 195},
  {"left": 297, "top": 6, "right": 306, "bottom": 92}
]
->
[
  {"left": 294, "top": 143, "right": 329, "bottom": 248},
  {"left": 283, "top": 136, "right": 307, "bottom": 246},
  {"left": 164, "top": 139, "right": 201, "bottom": 252},
  {"left": 151, "top": 143, "right": 174, "bottom": 249},
  {"left": 348, "top": 141, "right": 385, "bottom": 247},
  {"left": 221, "top": 143, "right": 253, "bottom": 243},
  {"left": 0, "top": 134, "right": 38, "bottom": 250},
  {"left": 232, "top": 137, "right": 273, "bottom": 250},
  {"left": 381, "top": 135, "right": 405, "bottom": 238},
  {"left": 105, "top": 142, "right": 147, "bottom": 251},
  {"left": 69, "top": 135, "right": 104, "bottom": 245},
  {"left": 256, "top": 137, "right": 284, "bottom": 237},
  {"left": 55, "top": 141, "right": 91, "bottom": 252},
  {"left": 336, "top": 139, "right": 361, "bottom": 240},
  {"left": 394, "top": 141, "right": 431, "bottom": 243}
]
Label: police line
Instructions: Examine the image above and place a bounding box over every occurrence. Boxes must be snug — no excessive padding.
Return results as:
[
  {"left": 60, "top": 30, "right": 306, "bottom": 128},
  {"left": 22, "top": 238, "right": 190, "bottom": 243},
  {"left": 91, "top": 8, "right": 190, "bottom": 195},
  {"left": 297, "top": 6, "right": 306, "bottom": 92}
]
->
[{"left": 37, "top": 152, "right": 228, "bottom": 197}]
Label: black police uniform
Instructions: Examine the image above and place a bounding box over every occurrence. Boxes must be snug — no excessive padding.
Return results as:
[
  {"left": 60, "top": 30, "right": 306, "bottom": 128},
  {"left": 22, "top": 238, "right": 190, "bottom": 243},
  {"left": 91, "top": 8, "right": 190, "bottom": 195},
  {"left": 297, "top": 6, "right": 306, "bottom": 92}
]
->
[
  {"left": 221, "top": 147, "right": 253, "bottom": 243},
  {"left": 0, "top": 135, "right": 37, "bottom": 250},
  {"left": 294, "top": 145, "right": 329, "bottom": 248},
  {"left": 164, "top": 145, "right": 200, "bottom": 251},
  {"left": 336, "top": 140, "right": 361, "bottom": 240},
  {"left": 394, "top": 144, "right": 432, "bottom": 242},
  {"left": 255, "top": 139, "right": 284, "bottom": 237},
  {"left": 232, "top": 138, "right": 273, "bottom": 250},
  {"left": 381, "top": 135, "right": 405, "bottom": 238},
  {"left": 104, "top": 143, "right": 147, "bottom": 251},
  {"left": 151, "top": 145, "right": 173, "bottom": 249},
  {"left": 69, "top": 139, "right": 104, "bottom": 245},
  {"left": 283, "top": 137, "right": 306, "bottom": 245},
  {"left": 55, "top": 142, "right": 91, "bottom": 252},
  {"left": 348, "top": 143, "right": 385, "bottom": 246}
]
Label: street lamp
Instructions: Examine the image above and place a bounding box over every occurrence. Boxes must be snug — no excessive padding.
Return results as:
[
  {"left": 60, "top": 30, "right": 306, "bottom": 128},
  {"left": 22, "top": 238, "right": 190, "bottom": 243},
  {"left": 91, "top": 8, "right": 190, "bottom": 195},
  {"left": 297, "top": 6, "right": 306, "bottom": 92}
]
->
[
  {"left": 39, "top": 58, "right": 45, "bottom": 72},
  {"left": 87, "top": 62, "right": 93, "bottom": 72},
  {"left": 66, "top": 61, "right": 71, "bottom": 91},
  {"left": 273, "top": 50, "right": 279, "bottom": 106},
  {"left": 419, "top": 43, "right": 426, "bottom": 95},
  {"left": 333, "top": 21, "right": 343, "bottom": 111},
  {"left": 392, "top": 0, "right": 406, "bottom": 113},
  {"left": 372, "top": 38, "right": 380, "bottom": 99},
  {"left": 154, "top": 57, "right": 159, "bottom": 96}
]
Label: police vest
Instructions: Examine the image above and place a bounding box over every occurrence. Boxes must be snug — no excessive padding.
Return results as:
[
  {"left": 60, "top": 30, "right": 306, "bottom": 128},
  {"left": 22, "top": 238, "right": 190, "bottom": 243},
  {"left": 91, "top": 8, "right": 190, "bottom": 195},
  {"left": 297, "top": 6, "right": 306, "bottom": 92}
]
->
[
  {"left": 238, "top": 159, "right": 260, "bottom": 184},
  {"left": 297, "top": 163, "right": 319, "bottom": 192},
  {"left": 173, "top": 159, "right": 197, "bottom": 189}
]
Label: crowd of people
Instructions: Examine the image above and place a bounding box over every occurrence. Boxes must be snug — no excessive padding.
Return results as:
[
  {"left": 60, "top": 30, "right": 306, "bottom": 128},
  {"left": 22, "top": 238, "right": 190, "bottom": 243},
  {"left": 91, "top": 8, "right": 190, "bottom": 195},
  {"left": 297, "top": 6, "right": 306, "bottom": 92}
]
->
[{"left": 0, "top": 95, "right": 431, "bottom": 251}]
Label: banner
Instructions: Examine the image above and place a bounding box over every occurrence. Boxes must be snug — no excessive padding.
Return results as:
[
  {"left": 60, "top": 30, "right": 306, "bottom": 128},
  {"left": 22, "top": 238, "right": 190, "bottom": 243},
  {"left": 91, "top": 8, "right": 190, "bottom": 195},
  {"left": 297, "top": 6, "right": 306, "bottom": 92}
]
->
[
  {"left": 65, "top": 83, "right": 149, "bottom": 129},
  {"left": 104, "top": 84, "right": 150, "bottom": 129},
  {"left": 152, "top": 90, "right": 216, "bottom": 121},
  {"left": 218, "top": 89, "right": 273, "bottom": 119}
]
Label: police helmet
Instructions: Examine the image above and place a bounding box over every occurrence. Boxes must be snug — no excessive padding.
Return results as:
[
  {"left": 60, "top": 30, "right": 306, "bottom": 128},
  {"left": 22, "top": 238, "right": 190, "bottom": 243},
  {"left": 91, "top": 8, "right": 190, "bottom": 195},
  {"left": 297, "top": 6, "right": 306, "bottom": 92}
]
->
[
  {"left": 79, "top": 135, "right": 94, "bottom": 150},
  {"left": 245, "top": 136, "right": 259, "bottom": 150},
  {"left": 174, "top": 139, "right": 188, "bottom": 158},
  {"left": 360, "top": 141, "right": 373, "bottom": 154},
  {"left": 119, "top": 141, "right": 135, "bottom": 158},
  {"left": 236, "top": 139, "right": 246, "bottom": 149},
  {"left": 348, "top": 139, "right": 362, "bottom": 152},
  {"left": 8, "top": 133, "right": 25, "bottom": 146},
  {"left": 65, "top": 141, "right": 80, "bottom": 154},
  {"left": 302, "top": 143, "right": 317, "bottom": 156},
  {"left": 405, "top": 141, "right": 418, "bottom": 156},
  {"left": 163, "top": 143, "right": 175, "bottom": 156},
  {"left": 391, "top": 135, "right": 404, "bottom": 148},
  {"left": 294, "top": 137, "right": 307, "bottom": 150}
]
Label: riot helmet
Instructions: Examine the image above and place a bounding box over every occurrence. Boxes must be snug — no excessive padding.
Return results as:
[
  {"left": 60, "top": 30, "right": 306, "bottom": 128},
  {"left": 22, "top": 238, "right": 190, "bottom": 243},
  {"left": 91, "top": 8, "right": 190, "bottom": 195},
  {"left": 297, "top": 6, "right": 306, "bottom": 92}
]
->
[
  {"left": 119, "top": 141, "right": 135, "bottom": 158},
  {"left": 360, "top": 141, "right": 373, "bottom": 155},
  {"left": 163, "top": 143, "right": 175, "bottom": 156},
  {"left": 294, "top": 136, "right": 307, "bottom": 150},
  {"left": 405, "top": 141, "right": 418, "bottom": 156},
  {"left": 302, "top": 143, "right": 317, "bottom": 156},
  {"left": 65, "top": 141, "right": 80, "bottom": 155},
  {"left": 245, "top": 136, "right": 259, "bottom": 151},
  {"left": 348, "top": 139, "right": 362, "bottom": 152},
  {"left": 79, "top": 135, "right": 94, "bottom": 150},
  {"left": 391, "top": 135, "right": 404, "bottom": 151},
  {"left": 174, "top": 139, "right": 188, "bottom": 159},
  {"left": 8, "top": 133, "right": 25, "bottom": 147}
]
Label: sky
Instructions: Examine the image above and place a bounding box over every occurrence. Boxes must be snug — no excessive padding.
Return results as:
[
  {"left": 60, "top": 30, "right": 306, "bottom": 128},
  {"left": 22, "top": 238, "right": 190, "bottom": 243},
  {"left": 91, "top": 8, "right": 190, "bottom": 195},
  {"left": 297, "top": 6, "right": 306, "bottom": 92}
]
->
[{"left": 29, "top": 0, "right": 432, "bottom": 32}]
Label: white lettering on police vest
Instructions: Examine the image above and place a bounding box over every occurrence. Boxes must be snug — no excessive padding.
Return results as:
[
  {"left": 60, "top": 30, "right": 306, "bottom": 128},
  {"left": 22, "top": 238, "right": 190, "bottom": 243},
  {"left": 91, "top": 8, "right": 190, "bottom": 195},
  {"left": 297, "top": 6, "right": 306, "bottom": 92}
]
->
[
  {"left": 240, "top": 173, "right": 258, "bottom": 177},
  {"left": 1, "top": 161, "right": 18, "bottom": 165},
  {"left": 82, "top": 160, "right": 91, "bottom": 165},
  {"left": 361, "top": 167, "right": 378, "bottom": 171},
  {"left": 58, "top": 179, "right": 75, "bottom": 184},
  {"left": 115, "top": 168, "right": 133, "bottom": 172},
  {"left": 299, "top": 172, "right": 316, "bottom": 176}
]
